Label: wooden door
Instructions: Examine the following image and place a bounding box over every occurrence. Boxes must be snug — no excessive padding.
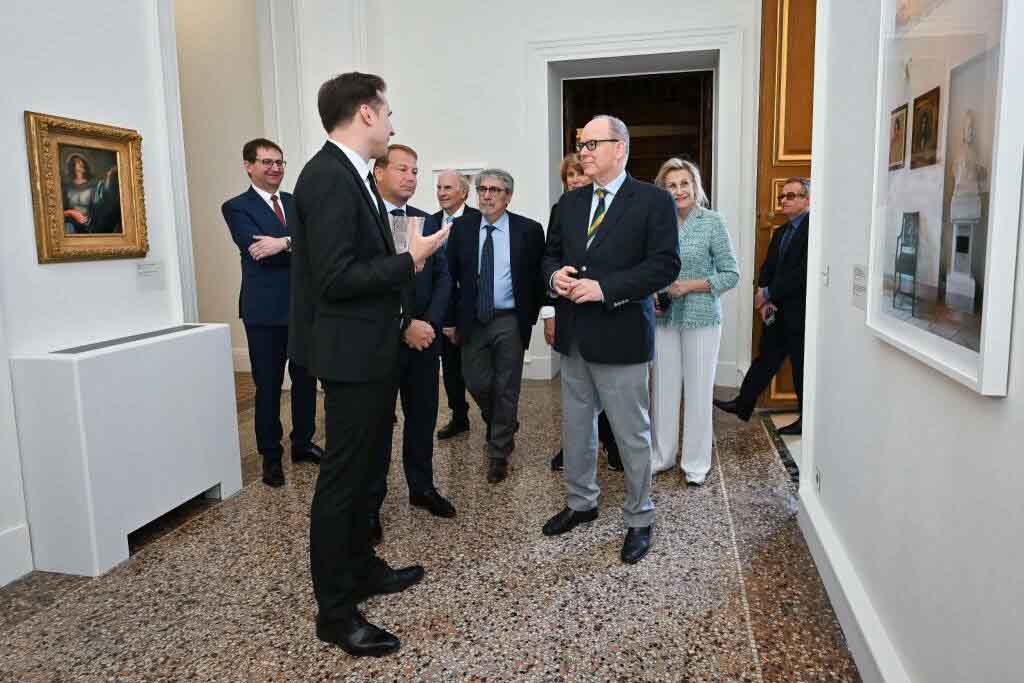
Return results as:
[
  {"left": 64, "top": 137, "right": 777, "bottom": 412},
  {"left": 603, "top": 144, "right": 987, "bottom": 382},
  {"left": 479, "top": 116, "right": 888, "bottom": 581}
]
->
[{"left": 754, "top": 0, "right": 815, "bottom": 409}]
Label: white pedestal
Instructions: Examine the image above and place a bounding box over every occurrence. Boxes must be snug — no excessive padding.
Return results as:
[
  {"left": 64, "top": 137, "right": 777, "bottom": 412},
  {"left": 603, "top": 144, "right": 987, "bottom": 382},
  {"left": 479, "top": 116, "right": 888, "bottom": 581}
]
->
[{"left": 10, "top": 324, "right": 241, "bottom": 576}]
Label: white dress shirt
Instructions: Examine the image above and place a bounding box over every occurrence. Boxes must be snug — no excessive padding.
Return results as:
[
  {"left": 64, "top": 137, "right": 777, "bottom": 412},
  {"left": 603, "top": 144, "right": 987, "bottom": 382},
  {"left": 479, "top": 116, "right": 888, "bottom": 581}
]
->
[{"left": 251, "top": 184, "right": 286, "bottom": 223}]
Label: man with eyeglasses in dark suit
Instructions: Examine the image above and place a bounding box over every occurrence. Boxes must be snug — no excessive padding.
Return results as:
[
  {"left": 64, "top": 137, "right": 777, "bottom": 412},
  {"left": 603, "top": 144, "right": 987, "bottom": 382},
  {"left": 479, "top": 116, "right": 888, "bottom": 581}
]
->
[
  {"left": 714, "top": 177, "right": 810, "bottom": 435},
  {"left": 222, "top": 138, "right": 321, "bottom": 488},
  {"left": 446, "top": 169, "right": 545, "bottom": 484}
]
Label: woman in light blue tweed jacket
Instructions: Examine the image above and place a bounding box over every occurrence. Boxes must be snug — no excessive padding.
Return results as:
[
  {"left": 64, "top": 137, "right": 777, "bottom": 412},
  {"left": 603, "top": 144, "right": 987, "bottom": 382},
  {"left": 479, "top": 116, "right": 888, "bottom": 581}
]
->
[{"left": 651, "top": 158, "right": 739, "bottom": 484}]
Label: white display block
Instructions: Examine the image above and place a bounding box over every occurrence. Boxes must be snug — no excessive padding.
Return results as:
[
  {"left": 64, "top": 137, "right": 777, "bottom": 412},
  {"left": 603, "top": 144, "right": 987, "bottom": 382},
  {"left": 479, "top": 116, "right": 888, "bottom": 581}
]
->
[{"left": 9, "top": 324, "right": 241, "bottom": 576}]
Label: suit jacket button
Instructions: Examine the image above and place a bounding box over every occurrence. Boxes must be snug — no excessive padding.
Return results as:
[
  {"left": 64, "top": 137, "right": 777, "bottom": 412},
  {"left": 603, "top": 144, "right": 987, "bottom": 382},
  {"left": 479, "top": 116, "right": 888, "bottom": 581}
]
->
[{"left": 581, "top": 266, "right": 587, "bottom": 272}]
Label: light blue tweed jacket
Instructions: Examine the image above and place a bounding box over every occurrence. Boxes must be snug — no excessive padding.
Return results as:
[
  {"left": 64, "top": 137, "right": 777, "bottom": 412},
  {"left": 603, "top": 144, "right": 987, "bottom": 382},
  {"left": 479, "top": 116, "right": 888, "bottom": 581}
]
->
[{"left": 658, "top": 206, "right": 739, "bottom": 329}]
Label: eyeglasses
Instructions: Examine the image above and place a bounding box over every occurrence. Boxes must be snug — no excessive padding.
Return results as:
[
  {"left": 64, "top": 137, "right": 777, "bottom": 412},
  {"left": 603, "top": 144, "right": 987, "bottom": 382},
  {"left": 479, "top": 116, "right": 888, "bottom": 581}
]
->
[
  {"left": 255, "top": 158, "right": 287, "bottom": 169},
  {"left": 777, "top": 192, "right": 806, "bottom": 202},
  {"left": 476, "top": 185, "right": 507, "bottom": 196},
  {"left": 575, "top": 139, "right": 620, "bottom": 152}
]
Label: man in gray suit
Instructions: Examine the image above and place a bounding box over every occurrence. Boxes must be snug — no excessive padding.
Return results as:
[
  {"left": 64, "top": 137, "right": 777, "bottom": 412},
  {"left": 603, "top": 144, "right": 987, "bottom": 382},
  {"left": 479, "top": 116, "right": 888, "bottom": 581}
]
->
[{"left": 541, "top": 115, "right": 679, "bottom": 564}]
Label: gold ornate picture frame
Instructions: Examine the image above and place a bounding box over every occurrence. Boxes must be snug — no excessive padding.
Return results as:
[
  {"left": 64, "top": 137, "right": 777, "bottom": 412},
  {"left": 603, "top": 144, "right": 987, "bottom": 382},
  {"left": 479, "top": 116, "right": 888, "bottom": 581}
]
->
[{"left": 24, "top": 111, "right": 149, "bottom": 263}]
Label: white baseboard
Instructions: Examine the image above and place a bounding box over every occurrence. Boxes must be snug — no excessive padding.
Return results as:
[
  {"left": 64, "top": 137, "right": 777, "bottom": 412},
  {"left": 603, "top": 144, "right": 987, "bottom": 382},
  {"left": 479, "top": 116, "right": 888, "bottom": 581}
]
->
[
  {"left": 715, "top": 361, "right": 739, "bottom": 388},
  {"left": 0, "top": 523, "right": 33, "bottom": 587},
  {"left": 798, "top": 490, "right": 910, "bottom": 683}
]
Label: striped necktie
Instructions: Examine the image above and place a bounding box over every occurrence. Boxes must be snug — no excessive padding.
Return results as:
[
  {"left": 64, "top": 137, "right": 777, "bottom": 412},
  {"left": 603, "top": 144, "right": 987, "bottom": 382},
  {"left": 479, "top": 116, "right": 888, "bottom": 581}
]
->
[
  {"left": 588, "top": 188, "right": 607, "bottom": 237},
  {"left": 476, "top": 225, "right": 496, "bottom": 324}
]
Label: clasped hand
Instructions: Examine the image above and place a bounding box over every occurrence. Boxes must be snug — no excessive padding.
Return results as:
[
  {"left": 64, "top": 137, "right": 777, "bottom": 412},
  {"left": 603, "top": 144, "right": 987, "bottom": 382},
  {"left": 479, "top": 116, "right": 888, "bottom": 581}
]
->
[
  {"left": 404, "top": 319, "right": 435, "bottom": 350},
  {"left": 552, "top": 266, "right": 604, "bottom": 304}
]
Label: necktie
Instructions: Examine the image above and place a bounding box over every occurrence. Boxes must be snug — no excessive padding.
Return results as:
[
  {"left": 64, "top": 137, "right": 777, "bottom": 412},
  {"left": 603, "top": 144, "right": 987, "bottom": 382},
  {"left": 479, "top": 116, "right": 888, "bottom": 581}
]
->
[
  {"left": 270, "top": 194, "right": 286, "bottom": 226},
  {"left": 588, "top": 188, "right": 607, "bottom": 237},
  {"left": 367, "top": 173, "right": 388, "bottom": 224},
  {"left": 778, "top": 222, "right": 797, "bottom": 261},
  {"left": 444, "top": 215, "right": 454, "bottom": 225},
  {"left": 390, "top": 208, "right": 406, "bottom": 217},
  {"left": 477, "top": 225, "right": 496, "bottom": 324}
]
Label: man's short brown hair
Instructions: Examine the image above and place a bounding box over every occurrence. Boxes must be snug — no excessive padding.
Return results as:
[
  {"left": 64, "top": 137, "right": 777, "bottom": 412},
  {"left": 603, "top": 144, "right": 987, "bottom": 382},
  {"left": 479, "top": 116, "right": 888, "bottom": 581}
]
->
[
  {"left": 373, "top": 144, "right": 418, "bottom": 171},
  {"left": 242, "top": 138, "right": 283, "bottom": 163},
  {"left": 317, "top": 72, "right": 386, "bottom": 133}
]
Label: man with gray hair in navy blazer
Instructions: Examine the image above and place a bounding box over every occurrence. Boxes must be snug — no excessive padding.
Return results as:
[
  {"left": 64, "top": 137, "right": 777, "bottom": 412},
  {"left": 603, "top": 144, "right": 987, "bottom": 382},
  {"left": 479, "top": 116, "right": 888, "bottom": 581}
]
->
[
  {"left": 541, "top": 115, "right": 679, "bottom": 565},
  {"left": 222, "top": 138, "right": 321, "bottom": 489}
]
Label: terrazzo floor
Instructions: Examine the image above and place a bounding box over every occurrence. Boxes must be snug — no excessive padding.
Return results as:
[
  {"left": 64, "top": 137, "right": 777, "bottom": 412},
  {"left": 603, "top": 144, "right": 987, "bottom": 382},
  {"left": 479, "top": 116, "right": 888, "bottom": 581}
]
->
[{"left": 0, "top": 376, "right": 859, "bottom": 682}]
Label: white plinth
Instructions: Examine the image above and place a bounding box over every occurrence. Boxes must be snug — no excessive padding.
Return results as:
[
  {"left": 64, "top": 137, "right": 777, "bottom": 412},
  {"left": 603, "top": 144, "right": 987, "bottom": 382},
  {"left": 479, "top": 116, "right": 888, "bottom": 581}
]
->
[{"left": 10, "top": 324, "right": 241, "bottom": 576}]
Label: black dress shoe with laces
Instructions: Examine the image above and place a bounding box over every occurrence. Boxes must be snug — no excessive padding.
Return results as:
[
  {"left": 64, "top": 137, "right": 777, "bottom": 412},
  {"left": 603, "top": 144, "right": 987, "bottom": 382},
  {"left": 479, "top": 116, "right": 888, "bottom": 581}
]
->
[
  {"left": 409, "top": 489, "right": 456, "bottom": 518},
  {"left": 292, "top": 443, "right": 324, "bottom": 464},
  {"left": 487, "top": 459, "right": 508, "bottom": 484},
  {"left": 777, "top": 418, "right": 802, "bottom": 436},
  {"left": 621, "top": 525, "right": 653, "bottom": 564},
  {"left": 261, "top": 457, "right": 285, "bottom": 487},
  {"left": 550, "top": 449, "right": 564, "bottom": 471},
  {"left": 712, "top": 397, "right": 752, "bottom": 422},
  {"left": 316, "top": 609, "right": 400, "bottom": 657},
  {"left": 353, "top": 565, "right": 425, "bottom": 603},
  {"left": 437, "top": 417, "right": 469, "bottom": 439},
  {"left": 542, "top": 506, "right": 598, "bottom": 536},
  {"left": 368, "top": 515, "right": 383, "bottom": 546}
]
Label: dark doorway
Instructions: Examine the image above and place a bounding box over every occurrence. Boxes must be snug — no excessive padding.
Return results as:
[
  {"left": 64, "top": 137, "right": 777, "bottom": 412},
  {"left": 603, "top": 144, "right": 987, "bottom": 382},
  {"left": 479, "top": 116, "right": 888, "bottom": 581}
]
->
[{"left": 562, "top": 71, "right": 714, "bottom": 194}]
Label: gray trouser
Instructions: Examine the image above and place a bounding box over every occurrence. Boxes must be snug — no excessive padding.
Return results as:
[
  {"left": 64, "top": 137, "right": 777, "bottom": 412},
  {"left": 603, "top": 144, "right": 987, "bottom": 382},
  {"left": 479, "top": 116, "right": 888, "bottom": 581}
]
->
[
  {"left": 461, "top": 313, "right": 524, "bottom": 461},
  {"left": 561, "top": 346, "right": 654, "bottom": 527}
]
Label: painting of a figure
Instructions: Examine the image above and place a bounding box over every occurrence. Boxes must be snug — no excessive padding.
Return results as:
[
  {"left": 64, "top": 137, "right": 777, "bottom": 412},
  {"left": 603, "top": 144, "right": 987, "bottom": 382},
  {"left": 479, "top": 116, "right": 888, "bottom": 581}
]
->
[
  {"left": 911, "top": 87, "right": 940, "bottom": 169},
  {"left": 24, "top": 111, "right": 148, "bottom": 263},
  {"left": 889, "top": 104, "right": 908, "bottom": 169},
  {"left": 60, "top": 145, "right": 122, "bottom": 234}
]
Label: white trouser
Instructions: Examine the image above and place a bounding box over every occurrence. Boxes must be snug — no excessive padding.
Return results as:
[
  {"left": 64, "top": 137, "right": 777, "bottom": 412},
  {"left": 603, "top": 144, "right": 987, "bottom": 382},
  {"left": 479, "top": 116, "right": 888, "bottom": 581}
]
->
[{"left": 651, "top": 323, "right": 721, "bottom": 482}]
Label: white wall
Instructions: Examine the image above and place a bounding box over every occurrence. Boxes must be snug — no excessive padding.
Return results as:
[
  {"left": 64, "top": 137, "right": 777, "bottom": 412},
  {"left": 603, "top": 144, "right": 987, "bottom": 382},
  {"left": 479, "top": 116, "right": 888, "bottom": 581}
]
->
[
  {"left": 802, "top": 0, "right": 1023, "bottom": 680},
  {"left": 175, "top": 0, "right": 266, "bottom": 365},
  {"left": 263, "top": 0, "right": 762, "bottom": 383},
  {"left": 1, "top": 0, "right": 190, "bottom": 585}
]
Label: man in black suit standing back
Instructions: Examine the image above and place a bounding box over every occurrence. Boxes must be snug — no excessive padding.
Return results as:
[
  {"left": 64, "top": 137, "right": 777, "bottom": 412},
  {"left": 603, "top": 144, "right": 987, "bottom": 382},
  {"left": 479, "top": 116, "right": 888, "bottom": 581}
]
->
[
  {"left": 446, "top": 169, "right": 546, "bottom": 484},
  {"left": 541, "top": 115, "right": 679, "bottom": 565},
  {"left": 366, "top": 144, "right": 456, "bottom": 539},
  {"left": 222, "top": 138, "right": 321, "bottom": 488},
  {"left": 714, "top": 177, "right": 810, "bottom": 435},
  {"left": 289, "top": 72, "right": 450, "bottom": 657},
  {"left": 434, "top": 170, "right": 480, "bottom": 440}
]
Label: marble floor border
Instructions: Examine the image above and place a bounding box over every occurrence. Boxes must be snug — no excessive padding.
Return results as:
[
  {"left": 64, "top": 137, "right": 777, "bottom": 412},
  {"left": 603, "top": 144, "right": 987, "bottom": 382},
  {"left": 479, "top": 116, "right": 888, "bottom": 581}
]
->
[{"left": 760, "top": 416, "right": 800, "bottom": 484}]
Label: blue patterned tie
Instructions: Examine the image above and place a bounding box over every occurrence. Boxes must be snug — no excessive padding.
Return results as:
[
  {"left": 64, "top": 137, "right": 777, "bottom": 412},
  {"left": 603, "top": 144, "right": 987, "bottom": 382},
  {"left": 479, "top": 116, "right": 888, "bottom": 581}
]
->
[{"left": 476, "top": 225, "right": 496, "bottom": 324}]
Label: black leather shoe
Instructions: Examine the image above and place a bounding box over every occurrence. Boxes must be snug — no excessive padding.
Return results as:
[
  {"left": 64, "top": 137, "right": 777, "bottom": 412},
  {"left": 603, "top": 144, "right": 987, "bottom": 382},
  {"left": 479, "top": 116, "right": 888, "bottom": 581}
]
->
[
  {"left": 621, "top": 525, "right": 652, "bottom": 564},
  {"left": 542, "top": 506, "right": 598, "bottom": 536},
  {"left": 292, "top": 443, "right": 323, "bottom": 464},
  {"left": 606, "top": 444, "right": 623, "bottom": 471},
  {"left": 316, "top": 609, "right": 400, "bottom": 657},
  {"left": 487, "top": 459, "right": 508, "bottom": 484},
  {"left": 713, "top": 398, "right": 752, "bottom": 422},
  {"left": 409, "top": 489, "right": 456, "bottom": 518},
  {"left": 550, "top": 449, "right": 564, "bottom": 471},
  {"left": 778, "top": 418, "right": 802, "bottom": 436},
  {"left": 261, "top": 458, "right": 285, "bottom": 487},
  {"left": 354, "top": 565, "right": 425, "bottom": 603},
  {"left": 437, "top": 417, "right": 469, "bottom": 439},
  {"left": 368, "top": 515, "right": 383, "bottom": 546}
]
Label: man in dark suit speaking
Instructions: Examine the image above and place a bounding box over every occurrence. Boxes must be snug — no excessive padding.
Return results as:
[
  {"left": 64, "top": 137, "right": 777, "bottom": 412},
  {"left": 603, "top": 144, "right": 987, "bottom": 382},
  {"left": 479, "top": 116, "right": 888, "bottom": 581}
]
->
[
  {"left": 289, "top": 72, "right": 449, "bottom": 657},
  {"left": 222, "top": 138, "right": 320, "bottom": 488},
  {"left": 366, "top": 144, "right": 456, "bottom": 541},
  {"left": 714, "top": 177, "right": 810, "bottom": 435},
  {"left": 541, "top": 115, "right": 679, "bottom": 565}
]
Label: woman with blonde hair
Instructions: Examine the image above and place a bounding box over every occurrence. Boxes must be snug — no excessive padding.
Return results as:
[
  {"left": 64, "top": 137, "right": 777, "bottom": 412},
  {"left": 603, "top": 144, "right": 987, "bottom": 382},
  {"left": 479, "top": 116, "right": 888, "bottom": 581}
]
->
[{"left": 651, "top": 158, "right": 738, "bottom": 485}]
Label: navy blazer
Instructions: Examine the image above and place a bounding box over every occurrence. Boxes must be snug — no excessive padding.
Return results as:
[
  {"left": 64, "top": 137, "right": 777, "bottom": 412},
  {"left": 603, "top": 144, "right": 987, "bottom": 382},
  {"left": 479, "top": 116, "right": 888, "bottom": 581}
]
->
[
  {"left": 758, "top": 213, "right": 809, "bottom": 324},
  {"left": 406, "top": 205, "right": 451, "bottom": 340},
  {"left": 447, "top": 210, "right": 546, "bottom": 349},
  {"left": 431, "top": 205, "right": 482, "bottom": 255},
  {"left": 222, "top": 187, "right": 294, "bottom": 326},
  {"left": 542, "top": 175, "right": 680, "bottom": 364}
]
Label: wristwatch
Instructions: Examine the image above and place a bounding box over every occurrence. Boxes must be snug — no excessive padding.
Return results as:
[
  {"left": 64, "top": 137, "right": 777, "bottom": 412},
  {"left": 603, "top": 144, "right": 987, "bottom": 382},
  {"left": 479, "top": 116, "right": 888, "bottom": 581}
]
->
[{"left": 284, "top": 236, "right": 292, "bottom": 252}]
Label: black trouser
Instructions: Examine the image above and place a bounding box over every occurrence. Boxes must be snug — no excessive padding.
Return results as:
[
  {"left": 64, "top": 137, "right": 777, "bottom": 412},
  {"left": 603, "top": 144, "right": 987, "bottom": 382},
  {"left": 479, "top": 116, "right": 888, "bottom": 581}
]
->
[
  {"left": 368, "top": 343, "right": 440, "bottom": 512},
  {"left": 310, "top": 377, "right": 397, "bottom": 623},
  {"left": 737, "top": 309, "right": 804, "bottom": 419},
  {"left": 461, "top": 312, "right": 524, "bottom": 461},
  {"left": 244, "top": 323, "right": 317, "bottom": 459},
  {"left": 441, "top": 334, "right": 469, "bottom": 421},
  {"left": 597, "top": 411, "right": 618, "bottom": 453}
]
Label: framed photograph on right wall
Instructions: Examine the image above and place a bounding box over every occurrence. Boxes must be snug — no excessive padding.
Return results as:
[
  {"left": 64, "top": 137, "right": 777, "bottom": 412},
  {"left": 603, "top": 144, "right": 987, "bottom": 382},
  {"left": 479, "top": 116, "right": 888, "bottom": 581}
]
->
[{"left": 866, "top": 0, "right": 1024, "bottom": 395}]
